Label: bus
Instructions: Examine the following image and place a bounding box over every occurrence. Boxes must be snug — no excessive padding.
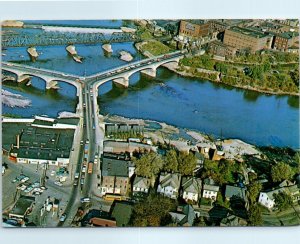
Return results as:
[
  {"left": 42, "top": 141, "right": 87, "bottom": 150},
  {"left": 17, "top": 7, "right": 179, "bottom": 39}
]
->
[
  {"left": 103, "top": 194, "right": 127, "bottom": 202},
  {"left": 87, "top": 161, "right": 93, "bottom": 174}
]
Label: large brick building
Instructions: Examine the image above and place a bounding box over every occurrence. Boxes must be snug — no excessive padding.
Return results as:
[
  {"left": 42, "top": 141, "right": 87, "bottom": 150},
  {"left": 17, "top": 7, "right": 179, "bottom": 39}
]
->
[
  {"left": 179, "top": 20, "right": 211, "bottom": 38},
  {"left": 272, "top": 31, "right": 299, "bottom": 51},
  {"left": 223, "top": 27, "right": 272, "bottom": 53}
]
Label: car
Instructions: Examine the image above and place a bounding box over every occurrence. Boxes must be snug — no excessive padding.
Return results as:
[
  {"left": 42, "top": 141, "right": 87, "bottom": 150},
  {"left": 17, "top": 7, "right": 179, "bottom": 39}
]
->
[
  {"left": 59, "top": 213, "right": 67, "bottom": 222},
  {"left": 24, "top": 186, "right": 33, "bottom": 193},
  {"left": 32, "top": 182, "right": 40, "bottom": 188},
  {"left": 20, "top": 177, "right": 29, "bottom": 183},
  {"left": 80, "top": 179, "right": 84, "bottom": 185},
  {"left": 80, "top": 197, "right": 91, "bottom": 203},
  {"left": 40, "top": 186, "right": 47, "bottom": 190},
  {"left": 17, "top": 184, "right": 27, "bottom": 191},
  {"left": 81, "top": 166, "right": 87, "bottom": 173},
  {"left": 54, "top": 181, "right": 63, "bottom": 187},
  {"left": 50, "top": 170, "right": 56, "bottom": 176}
]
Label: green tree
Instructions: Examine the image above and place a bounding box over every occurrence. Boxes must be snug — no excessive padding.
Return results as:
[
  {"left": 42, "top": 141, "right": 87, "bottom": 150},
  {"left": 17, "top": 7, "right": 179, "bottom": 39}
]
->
[
  {"left": 271, "top": 162, "right": 293, "bottom": 183},
  {"left": 215, "top": 62, "right": 228, "bottom": 74},
  {"left": 247, "top": 181, "right": 262, "bottom": 204},
  {"left": 177, "top": 152, "right": 197, "bottom": 176},
  {"left": 294, "top": 152, "right": 300, "bottom": 174},
  {"left": 248, "top": 204, "right": 263, "bottom": 226},
  {"left": 273, "top": 191, "right": 293, "bottom": 211},
  {"left": 130, "top": 192, "right": 176, "bottom": 227},
  {"left": 163, "top": 149, "right": 178, "bottom": 172},
  {"left": 133, "top": 151, "right": 163, "bottom": 185}
]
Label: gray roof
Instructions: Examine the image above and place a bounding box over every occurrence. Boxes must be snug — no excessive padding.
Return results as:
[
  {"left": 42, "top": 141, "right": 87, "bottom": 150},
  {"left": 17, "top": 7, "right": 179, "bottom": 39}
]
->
[
  {"left": 169, "top": 205, "right": 195, "bottom": 226},
  {"left": 10, "top": 196, "right": 35, "bottom": 217},
  {"left": 203, "top": 184, "right": 219, "bottom": 192},
  {"left": 159, "top": 172, "right": 181, "bottom": 189},
  {"left": 225, "top": 185, "right": 247, "bottom": 201},
  {"left": 181, "top": 177, "right": 202, "bottom": 194},
  {"left": 133, "top": 176, "right": 150, "bottom": 189},
  {"left": 102, "top": 157, "right": 130, "bottom": 177}
]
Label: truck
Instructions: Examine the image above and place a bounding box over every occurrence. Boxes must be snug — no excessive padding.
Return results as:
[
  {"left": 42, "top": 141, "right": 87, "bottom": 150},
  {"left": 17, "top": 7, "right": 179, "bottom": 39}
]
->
[
  {"left": 88, "top": 161, "right": 93, "bottom": 174},
  {"left": 84, "top": 144, "right": 89, "bottom": 153}
]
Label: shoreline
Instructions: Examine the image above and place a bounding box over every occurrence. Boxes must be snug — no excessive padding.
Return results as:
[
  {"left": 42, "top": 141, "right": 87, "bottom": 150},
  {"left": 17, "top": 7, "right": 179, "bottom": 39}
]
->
[{"left": 136, "top": 40, "right": 299, "bottom": 97}]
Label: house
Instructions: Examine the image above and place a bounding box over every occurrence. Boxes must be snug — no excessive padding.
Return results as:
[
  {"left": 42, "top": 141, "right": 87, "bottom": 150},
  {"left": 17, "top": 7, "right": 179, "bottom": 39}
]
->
[
  {"left": 258, "top": 181, "right": 300, "bottom": 210},
  {"left": 157, "top": 172, "right": 181, "bottom": 199},
  {"left": 132, "top": 176, "right": 150, "bottom": 195},
  {"left": 181, "top": 177, "right": 202, "bottom": 203},
  {"left": 225, "top": 185, "right": 247, "bottom": 202},
  {"left": 192, "top": 151, "right": 204, "bottom": 172},
  {"left": 100, "top": 157, "right": 131, "bottom": 196},
  {"left": 220, "top": 212, "right": 247, "bottom": 227},
  {"left": 202, "top": 178, "right": 220, "bottom": 201},
  {"left": 169, "top": 204, "right": 196, "bottom": 226}
]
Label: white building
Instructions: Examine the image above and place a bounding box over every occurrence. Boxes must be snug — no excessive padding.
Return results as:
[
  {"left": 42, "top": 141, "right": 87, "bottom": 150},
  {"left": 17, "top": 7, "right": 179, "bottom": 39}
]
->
[
  {"left": 181, "top": 177, "right": 202, "bottom": 203},
  {"left": 202, "top": 178, "right": 220, "bottom": 201},
  {"left": 132, "top": 176, "right": 150, "bottom": 195},
  {"left": 157, "top": 172, "right": 181, "bottom": 199}
]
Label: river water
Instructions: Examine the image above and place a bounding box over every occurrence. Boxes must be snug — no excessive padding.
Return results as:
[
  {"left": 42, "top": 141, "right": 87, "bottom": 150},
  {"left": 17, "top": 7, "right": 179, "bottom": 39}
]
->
[{"left": 2, "top": 20, "right": 299, "bottom": 149}]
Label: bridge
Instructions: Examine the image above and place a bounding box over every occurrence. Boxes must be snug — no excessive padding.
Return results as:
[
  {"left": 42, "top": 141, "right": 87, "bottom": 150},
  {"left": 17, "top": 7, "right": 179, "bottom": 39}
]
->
[{"left": 2, "top": 32, "right": 140, "bottom": 48}]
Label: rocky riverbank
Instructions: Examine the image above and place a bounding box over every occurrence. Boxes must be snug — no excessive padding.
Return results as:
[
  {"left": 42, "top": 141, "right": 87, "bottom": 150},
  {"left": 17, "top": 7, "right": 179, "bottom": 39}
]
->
[
  {"left": 2, "top": 89, "right": 31, "bottom": 108},
  {"left": 103, "top": 114, "right": 261, "bottom": 162}
]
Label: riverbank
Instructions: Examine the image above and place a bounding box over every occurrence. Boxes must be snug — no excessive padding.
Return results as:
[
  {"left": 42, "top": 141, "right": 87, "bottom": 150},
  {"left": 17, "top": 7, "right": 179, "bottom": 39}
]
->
[
  {"left": 136, "top": 41, "right": 299, "bottom": 97},
  {"left": 103, "top": 114, "right": 262, "bottom": 162},
  {"left": 2, "top": 89, "right": 31, "bottom": 108}
]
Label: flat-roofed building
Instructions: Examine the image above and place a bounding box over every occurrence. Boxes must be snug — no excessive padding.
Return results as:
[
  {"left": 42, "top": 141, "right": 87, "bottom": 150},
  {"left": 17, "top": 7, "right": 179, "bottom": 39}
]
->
[
  {"left": 179, "top": 20, "right": 211, "bottom": 38},
  {"left": 223, "top": 26, "right": 271, "bottom": 52},
  {"left": 100, "top": 157, "right": 132, "bottom": 196},
  {"left": 2, "top": 117, "right": 78, "bottom": 166},
  {"left": 9, "top": 196, "right": 35, "bottom": 221},
  {"left": 272, "top": 31, "right": 299, "bottom": 51}
]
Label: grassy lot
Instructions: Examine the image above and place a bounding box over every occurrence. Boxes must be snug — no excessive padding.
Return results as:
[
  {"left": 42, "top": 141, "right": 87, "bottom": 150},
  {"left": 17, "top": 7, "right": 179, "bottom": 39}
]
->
[{"left": 140, "top": 40, "right": 171, "bottom": 56}]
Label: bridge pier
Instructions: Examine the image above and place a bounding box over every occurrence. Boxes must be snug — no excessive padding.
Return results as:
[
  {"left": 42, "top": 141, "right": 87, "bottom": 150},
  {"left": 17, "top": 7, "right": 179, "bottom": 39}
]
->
[
  {"left": 140, "top": 68, "right": 157, "bottom": 78},
  {"left": 46, "top": 80, "right": 59, "bottom": 90},
  {"left": 113, "top": 77, "right": 129, "bottom": 88},
  {"left": 17, "top": 74, "right": 31, "bottom": 83}
]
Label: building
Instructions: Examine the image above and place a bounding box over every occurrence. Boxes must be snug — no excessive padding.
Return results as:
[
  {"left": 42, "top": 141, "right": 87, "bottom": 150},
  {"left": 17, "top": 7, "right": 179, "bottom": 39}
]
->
[
  {"left": 100, "top": 157, "right": 132, "bottom": 196},
  {"left": 223, "top": 26, "right": 271, "bottom": 52},
  {"left": 258, "top": 181, "right": 300, "bottom": 210},
  {"left": 9, "top": 196, "right": 35, "bottom": 221},
  {"left": 132, "top": 176, "right": 151, "bottom": 195},
  {"left": 89, "top": 217, "right": 117, "bottom": 227},
  {"left": 157, "top": 172, "right": 181, "bottom": 199},
  {"left": 208, "top": 40, "right": 237, "bottom": 58},
  {"left": 178, "top": 20, "right": 211, "bottom": 39},
  {"left": 220, "top": 212, "right": 247, "bottom": 227},
  {"left": 103, "top": 140, "right": 156, "bottom": 156},
  {"left": 202, "top": 178, "right": 220, "bottom": 201},
  {"left": 169, "top": 204, "right": 196, "bottom": 226},
  {"left": 181, "top": 177, "right": 202, "bottom": 203},
  {"left": 272, "top": 31, "right": 299, "bottom": 51},
  {"left": 2, "top": 117, "right": 78, "bottom": 166},
  {"left": 225, "top": 185, "right": 247, "bottom": 202}
]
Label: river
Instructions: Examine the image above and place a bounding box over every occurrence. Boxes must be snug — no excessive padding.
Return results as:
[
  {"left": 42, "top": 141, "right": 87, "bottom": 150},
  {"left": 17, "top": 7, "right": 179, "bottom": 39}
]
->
[{"left": 2, "top": 20, "right": 299, "bottom": 149}]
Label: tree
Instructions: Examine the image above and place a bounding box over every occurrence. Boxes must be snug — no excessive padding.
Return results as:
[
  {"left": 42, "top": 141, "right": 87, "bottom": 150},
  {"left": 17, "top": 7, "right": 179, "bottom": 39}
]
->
[
  {"left": 133, "top": 151, "right": 163, "bottom": 185},
  {"left": 248, "top": 204, "right": 263, "bottom": 226},
  {"left": 273, "top": 191, "right": 293, "bottom": 211},
  {"left": 163, "top": 149, "right": 178, "bottom": 172},
  {"left": 247, "top": 181, "right": 262, "bottom": 204},
  {"left": 130, "top": 192, "right": 176, "bottom": 227},
  {"left": 177, "top": 152, "right": 197, "bottom": 176},
  {"left": 271, "top": 162, "right": 293, "bottom": 183},
  {"left": 293, "top": 151, "right": 300, "bottom": 174}
]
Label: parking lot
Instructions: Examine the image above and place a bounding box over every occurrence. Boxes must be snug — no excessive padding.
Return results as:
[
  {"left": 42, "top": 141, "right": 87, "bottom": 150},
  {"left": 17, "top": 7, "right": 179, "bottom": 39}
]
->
[{"left": 2, "top": 156, "right": 74, "bottom": 226}]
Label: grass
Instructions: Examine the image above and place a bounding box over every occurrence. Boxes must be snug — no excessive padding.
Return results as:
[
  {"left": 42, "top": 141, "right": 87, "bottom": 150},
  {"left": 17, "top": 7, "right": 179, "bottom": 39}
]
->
[{"left": 140, "top": 40, "right": 171, "bottom": 56}]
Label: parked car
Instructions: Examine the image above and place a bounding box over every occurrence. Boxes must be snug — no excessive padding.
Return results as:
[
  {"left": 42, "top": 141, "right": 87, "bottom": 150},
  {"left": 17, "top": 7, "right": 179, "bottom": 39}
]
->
[
  {"left": 80, "top": 197, "right": 90, "bottom": 203},
  {"left": 60, "top": 213, "right": 67, "bottom": 222},
  {"left": 54, "top": 181, "right": 63, "bottom": 187}
]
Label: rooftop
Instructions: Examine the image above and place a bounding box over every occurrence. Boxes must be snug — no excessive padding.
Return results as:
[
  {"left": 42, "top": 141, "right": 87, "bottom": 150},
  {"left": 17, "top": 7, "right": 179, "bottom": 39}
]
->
[
  {"left": 102, "top": 157, "right": 130, "bottom": 177},
  {"left": 278, "top": 31, "right": 299, "bottom": 39},
  {"left": 9, "top": 196, "right": 35, "bottom": 217},
  {"left": 229, "top": 26, "right": 269, "bottom": 39}
]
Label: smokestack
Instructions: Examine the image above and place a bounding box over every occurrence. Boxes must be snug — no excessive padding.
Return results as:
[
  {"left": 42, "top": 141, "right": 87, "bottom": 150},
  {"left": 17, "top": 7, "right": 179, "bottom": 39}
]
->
[{"left": 16, "top": 134, "right": 20, "bottom": 149}]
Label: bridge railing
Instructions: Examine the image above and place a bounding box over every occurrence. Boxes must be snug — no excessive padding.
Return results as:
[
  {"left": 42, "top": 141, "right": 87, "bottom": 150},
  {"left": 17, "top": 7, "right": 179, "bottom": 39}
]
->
[{"left": 87, "top": 50, "right": 184, "bottom": 80}]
